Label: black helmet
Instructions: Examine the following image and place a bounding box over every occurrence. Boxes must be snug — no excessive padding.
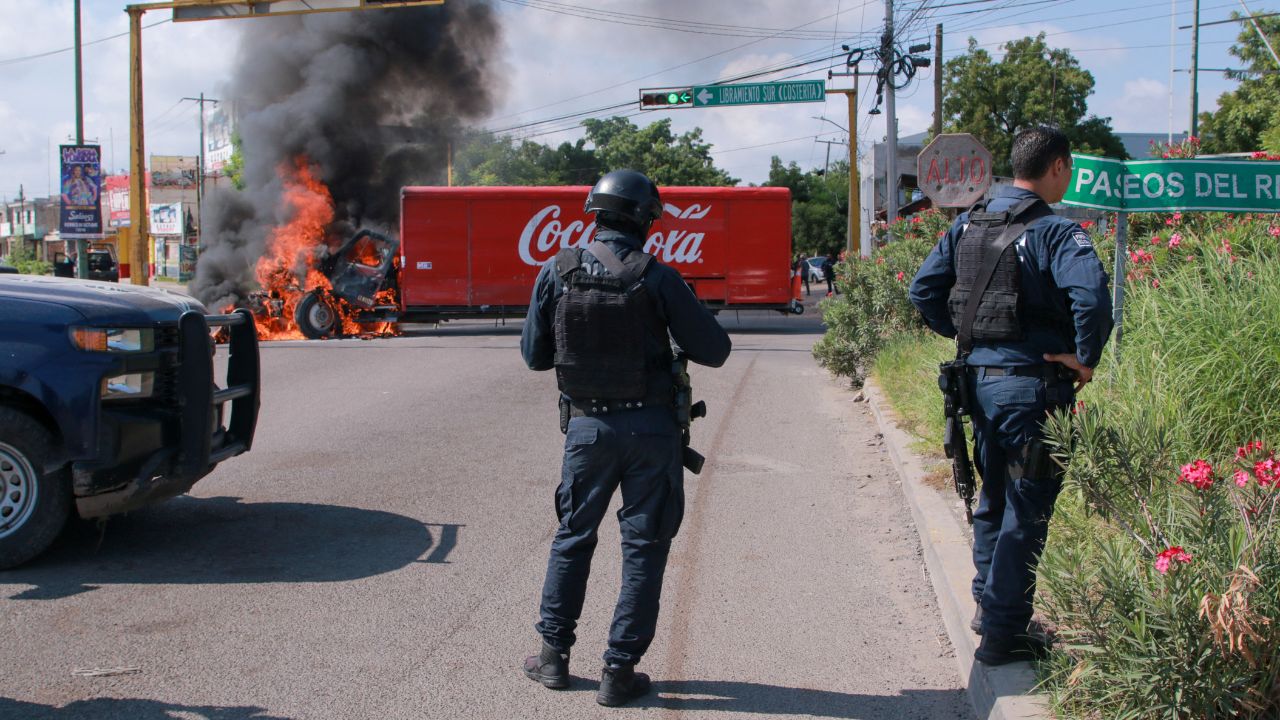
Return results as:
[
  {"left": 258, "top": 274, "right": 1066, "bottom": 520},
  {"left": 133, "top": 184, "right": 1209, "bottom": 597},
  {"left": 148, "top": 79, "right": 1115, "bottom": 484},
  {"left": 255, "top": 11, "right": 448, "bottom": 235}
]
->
[{"left": 584, "top": 169, "right": 663, "bottom": 231}]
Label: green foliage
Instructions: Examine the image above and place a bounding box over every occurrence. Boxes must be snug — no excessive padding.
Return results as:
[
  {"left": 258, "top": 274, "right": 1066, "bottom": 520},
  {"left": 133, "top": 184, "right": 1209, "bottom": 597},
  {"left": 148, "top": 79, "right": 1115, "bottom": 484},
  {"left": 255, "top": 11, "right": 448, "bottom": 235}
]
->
[
  {"left": 871, "top": 331, "right": 953, "bottom": 449},
  {"left": 453, "top": 132, "right": 598, "bottom": 186},
  {"left": 226, "top": 130, "right": 246, "bottom": 191},
  {"left": 1199, "top": 15, "right": 1280, "bottom": 154},
  {"left": 3, "top": 242, "right": 51, "bottom": 275},
  {"left": 765, "top": 156, "right": 849, "bottom": 257},
  {"left": 942, "top": 33, "right": 1125, "bottom": 175},
  {"left": 581, "top": 117, "right": 738, "bottom": 186},
  {"left": 812, "top": 208, "right": 946, "bottom": 385}
]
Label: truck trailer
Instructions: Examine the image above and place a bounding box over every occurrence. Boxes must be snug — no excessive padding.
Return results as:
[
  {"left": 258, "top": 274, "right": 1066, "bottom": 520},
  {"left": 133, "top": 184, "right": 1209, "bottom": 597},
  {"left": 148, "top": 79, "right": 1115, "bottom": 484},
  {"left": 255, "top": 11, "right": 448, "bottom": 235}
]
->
[{"left": 292, "top": 186, "right": 798, "bottom": 338}]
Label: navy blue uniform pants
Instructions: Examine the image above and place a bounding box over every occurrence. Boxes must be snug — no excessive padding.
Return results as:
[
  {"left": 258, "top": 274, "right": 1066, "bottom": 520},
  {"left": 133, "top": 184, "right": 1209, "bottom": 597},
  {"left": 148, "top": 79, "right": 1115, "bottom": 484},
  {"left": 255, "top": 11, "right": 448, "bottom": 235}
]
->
[
  {"left": 536, "top": 407, "right": 684, "bottom": 667},
  {"left": 968, "top": 369, "right": 1071, "bottom": 637}
]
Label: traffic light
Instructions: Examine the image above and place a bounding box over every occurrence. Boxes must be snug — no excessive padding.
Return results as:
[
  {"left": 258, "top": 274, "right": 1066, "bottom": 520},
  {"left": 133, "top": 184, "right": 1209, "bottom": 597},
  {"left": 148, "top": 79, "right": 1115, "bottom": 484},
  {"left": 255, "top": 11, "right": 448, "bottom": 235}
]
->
[{"left": 639, "top": 89, "right": 693, "bottom": 108}]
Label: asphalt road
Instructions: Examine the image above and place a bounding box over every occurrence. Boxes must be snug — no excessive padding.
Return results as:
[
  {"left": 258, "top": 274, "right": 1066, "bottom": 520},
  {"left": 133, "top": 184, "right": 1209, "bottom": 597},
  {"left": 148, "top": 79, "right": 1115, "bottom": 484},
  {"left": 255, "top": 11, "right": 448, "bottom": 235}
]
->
[{"left": 1, "top": 305, "right": 971, "bottom": 720}]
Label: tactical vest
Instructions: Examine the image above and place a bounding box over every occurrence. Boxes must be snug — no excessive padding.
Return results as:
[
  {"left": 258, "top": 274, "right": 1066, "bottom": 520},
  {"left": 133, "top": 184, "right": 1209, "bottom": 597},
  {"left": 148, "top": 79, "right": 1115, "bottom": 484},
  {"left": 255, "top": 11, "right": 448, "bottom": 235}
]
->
[
  {"left": 552, "top": 244, "right": 664, "bottom": 402},
  {"left": 946, "top": 197, "right": 1052, "bottom": 350}
]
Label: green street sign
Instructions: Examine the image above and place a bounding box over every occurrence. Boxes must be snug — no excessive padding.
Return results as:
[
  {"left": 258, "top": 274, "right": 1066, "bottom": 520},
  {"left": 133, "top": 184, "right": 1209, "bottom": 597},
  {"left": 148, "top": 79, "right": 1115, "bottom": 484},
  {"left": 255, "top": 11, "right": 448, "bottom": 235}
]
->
[
  {"left": 692, "top": 80, "right": 826, "bottom": 108},
  {"left": 1063, "top": 153, "right": 1280, "bottom": 213}
]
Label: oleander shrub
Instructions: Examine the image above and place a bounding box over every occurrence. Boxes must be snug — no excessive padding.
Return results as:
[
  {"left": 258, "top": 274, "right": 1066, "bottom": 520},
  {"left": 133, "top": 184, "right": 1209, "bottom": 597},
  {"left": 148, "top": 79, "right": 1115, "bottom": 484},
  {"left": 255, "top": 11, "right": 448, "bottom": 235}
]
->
[
  {"left": 813, "top": 208, "right": 947, "bottom": 385},
  {"left": 1037, "top": 215, "right": 1280, "bottom": 719}
]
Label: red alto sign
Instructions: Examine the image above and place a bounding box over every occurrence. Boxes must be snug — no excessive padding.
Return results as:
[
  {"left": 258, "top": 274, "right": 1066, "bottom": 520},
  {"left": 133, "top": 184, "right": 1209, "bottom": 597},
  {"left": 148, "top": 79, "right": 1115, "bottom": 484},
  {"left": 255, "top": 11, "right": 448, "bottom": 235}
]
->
[{"left": 917, "top": 133, "right": 994, "bottom": 207}]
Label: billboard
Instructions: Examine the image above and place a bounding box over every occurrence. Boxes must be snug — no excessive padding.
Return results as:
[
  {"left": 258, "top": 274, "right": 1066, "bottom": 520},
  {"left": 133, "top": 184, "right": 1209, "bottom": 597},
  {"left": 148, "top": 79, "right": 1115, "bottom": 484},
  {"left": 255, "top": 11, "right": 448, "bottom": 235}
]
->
[
  {"left": 150, "top": 202, "right": 183, "bottom": 236},
  {"left": 205, "top": 107, "right": 234, "bottom": 174},
  {"left": 151, "top": 155, "right": 198, "bottom": 188},
  {"left": 59, "top": 144, "right": 103, "bottom": 238},
  {"left": 104, "top": 175, "right": 131, "bottom": 227}
]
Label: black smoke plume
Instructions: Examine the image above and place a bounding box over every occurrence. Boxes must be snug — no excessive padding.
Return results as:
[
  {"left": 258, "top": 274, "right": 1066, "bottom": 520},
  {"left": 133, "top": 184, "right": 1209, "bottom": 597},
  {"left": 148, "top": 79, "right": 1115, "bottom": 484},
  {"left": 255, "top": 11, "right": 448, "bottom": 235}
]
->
[{"left": 191, "top": 2, "right": 502, "bottom": 308}]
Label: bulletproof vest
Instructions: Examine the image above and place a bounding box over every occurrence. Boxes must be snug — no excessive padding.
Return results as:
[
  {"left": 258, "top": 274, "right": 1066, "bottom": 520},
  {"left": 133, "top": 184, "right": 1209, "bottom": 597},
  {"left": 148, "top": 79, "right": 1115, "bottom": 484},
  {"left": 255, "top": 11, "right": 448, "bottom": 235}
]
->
[
  {"left": 552, "top": 244, "right": 663, "bottom": 401},
  {"left": 947, "top": 197, "right": 1052, "bottom": 349}
]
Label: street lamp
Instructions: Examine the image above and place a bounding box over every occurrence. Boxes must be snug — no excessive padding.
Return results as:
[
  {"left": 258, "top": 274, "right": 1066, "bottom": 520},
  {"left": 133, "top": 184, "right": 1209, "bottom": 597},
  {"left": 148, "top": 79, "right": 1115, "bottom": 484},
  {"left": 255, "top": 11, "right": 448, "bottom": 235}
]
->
[{"left": 812, "top": 116, "right": 849, "bottom": 134}]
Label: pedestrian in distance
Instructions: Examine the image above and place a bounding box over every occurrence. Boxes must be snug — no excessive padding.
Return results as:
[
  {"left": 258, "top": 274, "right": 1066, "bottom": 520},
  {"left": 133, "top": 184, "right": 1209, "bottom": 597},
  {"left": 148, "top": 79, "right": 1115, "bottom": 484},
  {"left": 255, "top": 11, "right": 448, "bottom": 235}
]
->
[
  {"left": 520, "top": 169, "right": 732, "bottom": 706},
  {"left": 821, "top": 253, "right": 836, "bottom": 295},
  {"left": 908, "top": 126, "right": 1114, "bottom": 666},
  {"left": 796, "top": 252, "right": 811, "bottom": 295}
]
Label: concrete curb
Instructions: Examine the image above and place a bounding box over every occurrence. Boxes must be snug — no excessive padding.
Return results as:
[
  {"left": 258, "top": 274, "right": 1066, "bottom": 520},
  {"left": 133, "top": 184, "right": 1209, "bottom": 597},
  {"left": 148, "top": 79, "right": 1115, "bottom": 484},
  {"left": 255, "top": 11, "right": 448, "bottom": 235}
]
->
[{"left": 862, "top": 379, "right": 1050, "bottom": 720}]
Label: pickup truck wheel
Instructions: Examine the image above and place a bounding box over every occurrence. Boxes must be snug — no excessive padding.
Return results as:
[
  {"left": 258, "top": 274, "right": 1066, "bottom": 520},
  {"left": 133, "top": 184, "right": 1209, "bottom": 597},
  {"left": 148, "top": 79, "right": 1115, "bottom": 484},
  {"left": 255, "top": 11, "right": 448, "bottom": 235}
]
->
[
  {"left": 295, "top": 291, "right": 338, "bottom": 339},
  {"left": 0, "top": 408, "right": 71, "bottom": 569}
]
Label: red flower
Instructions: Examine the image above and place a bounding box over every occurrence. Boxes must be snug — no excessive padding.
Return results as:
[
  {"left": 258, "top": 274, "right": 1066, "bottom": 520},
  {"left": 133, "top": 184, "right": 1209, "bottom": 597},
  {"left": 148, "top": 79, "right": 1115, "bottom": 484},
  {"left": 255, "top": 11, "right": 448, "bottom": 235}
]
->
[
  {"left": 1253, "top": 151, "right": 1268, "bottom": 159},
  {"left": 1151, "top": 235, "right": 1162, "bottom": 245},
  {"left": 1155, "top": 546, "right": 1193, "bottom": 574},
  {"left": 1152, "top": 278, "right": 1161, "bottom": 289},
  {"left": 1254, "top": 457, "right": 1280, "bottom": 487},
  {"left": 896, "top": 271, "right": 905, "bottom": 282},
  {"left": 1235, "top": 469, "right": 1252, "bottom": 487},
  {"left": 1080, "top": 221, "right": 1095, "bottom": 230},
  {"left": 911, "top": 215, "right": 922, "bottom": 224},
  {"left": 876, "top": 257, "right": 885, "bottom": 265},
  {"left": 1269, "top": 226, "right": 1280, "bottom": 237},
  {"left": 1178, "top": 459, "right": 1214, "bottom": 490}
]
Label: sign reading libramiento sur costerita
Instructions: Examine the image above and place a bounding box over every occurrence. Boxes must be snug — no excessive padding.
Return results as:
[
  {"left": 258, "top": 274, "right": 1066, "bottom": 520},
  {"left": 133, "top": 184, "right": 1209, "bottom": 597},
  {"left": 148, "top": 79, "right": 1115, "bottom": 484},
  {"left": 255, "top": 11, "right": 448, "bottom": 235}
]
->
[{"left": 1063, "top": 153, "right": 1280, "bottom": 213}]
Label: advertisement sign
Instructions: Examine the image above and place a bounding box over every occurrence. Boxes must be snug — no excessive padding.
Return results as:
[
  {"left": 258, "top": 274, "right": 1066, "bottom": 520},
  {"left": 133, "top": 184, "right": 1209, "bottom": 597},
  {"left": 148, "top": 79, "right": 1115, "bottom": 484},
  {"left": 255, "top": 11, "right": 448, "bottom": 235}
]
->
[
  {"left": 205, "top": 107, "right": 234, "bottom": 173},
  {"left": 1064, "top": 154, "right": 1280, "bottom": 213},
  {"left": 180, "top": 244, "right": 197, "bottom": 281},
  {"left": 104, "top": 175, "right": 131, "bottom": 227},
  {"left": 150, "top": 202, "right": 183, "bottom": 235},
  {"left": 59, "top": 144, "right": 103, "bottom": 238},
  {"left": 150, "top": 155, "right": 198, "bottom": 188}
]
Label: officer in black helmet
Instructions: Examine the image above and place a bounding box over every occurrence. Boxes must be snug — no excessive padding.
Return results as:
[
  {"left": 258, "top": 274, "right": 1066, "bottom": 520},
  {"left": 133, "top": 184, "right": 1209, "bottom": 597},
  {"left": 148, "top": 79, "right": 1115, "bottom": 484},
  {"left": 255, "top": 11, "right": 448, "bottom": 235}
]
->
[
  {"left": 520, "top": 169, "right": 731, "bottom": 706},
  {"left": 909, "top": 126, "right": 1113, "bottom": 665}
]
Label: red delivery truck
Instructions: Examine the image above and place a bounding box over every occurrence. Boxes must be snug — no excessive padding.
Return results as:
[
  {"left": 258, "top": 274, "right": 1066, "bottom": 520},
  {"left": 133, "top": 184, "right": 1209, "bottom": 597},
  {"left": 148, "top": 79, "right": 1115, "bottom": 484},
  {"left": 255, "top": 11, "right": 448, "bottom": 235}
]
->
[{"left": 291, "top": 185, "right": 800, "bottom": 338}]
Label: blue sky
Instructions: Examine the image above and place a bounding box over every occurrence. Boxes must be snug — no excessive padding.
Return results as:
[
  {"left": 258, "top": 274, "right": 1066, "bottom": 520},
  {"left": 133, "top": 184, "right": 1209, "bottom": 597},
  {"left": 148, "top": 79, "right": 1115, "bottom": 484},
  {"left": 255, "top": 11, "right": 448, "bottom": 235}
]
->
[{"left": 0, "top": 0, "right": 1269, "bottom": 201}]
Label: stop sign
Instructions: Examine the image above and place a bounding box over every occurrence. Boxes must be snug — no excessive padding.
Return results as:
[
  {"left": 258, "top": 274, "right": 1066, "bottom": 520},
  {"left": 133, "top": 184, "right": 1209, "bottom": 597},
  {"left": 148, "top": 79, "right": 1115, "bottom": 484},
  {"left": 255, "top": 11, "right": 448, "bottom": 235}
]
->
[{"left": 917, "top": 133, "right": 993, "bottom": 207}]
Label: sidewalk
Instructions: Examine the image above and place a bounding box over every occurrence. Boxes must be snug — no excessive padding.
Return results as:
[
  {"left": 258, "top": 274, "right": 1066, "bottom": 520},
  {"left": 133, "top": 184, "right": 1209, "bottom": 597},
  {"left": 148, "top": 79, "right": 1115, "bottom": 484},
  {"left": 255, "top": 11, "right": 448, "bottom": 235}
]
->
[{"left": 863, "top": 379, "right": 1049, "bottom": 720}]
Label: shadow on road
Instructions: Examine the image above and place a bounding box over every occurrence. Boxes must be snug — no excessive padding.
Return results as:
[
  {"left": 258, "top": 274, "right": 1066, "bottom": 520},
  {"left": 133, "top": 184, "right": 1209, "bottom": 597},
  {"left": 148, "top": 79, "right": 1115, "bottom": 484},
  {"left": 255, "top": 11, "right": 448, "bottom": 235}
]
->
[
  {"left": 648, "top": 679, "right": 968, "bottom": 718},
  {"left": 0, "top": 697, "right": 291, "bottom": 720},
  {"left": 1, "top": 496, "right": 460, "bottom": 600}
]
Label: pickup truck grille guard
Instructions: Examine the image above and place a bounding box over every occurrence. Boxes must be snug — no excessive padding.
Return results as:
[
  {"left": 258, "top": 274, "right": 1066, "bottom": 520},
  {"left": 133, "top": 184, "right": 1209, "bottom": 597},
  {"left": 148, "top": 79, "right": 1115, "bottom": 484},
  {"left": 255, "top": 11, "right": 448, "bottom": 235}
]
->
[
  {"left": 74, "top": 309, "right": 261, "bottom": 519},
  {"left": 177, "top": 309, "right": 261, "bottom": 479}
]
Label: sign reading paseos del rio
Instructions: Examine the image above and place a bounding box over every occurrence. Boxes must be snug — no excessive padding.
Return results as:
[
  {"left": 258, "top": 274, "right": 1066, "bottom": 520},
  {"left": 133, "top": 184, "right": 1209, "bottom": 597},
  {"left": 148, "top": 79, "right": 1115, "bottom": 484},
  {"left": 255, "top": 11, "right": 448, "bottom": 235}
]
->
[{"left": 1063, "top": 154, "right": 1280, "bottom": 213}]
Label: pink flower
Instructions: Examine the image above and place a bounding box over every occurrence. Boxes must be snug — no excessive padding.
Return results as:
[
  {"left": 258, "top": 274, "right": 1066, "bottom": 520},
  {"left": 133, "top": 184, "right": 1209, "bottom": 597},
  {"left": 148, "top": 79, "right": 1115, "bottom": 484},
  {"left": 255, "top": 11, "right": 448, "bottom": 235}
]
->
[
  {"left": 911, "top": 215, "right": 922, "bottom": 224},
  {"left": 1235, "top": 469, "right": 1252, "bottom": 487},
  {"left": 1080, "top": 221, "right": 1095, "bottom": 230},
  {"left": 1186, "top": 254, "right": 1195, "bottom": 262},
  {"left": 1162, "top": 153, "right": 1171, "bottom": 159},
  {"left": 1178, "top": 459, "right": 1214, "bottom": 490},
  {"left": 1168, "top": 233, "right": 1182, "bottom": 248},
  {"left": 1173, "top": 212, "right": 1182, "bottom": 221},
  {"left": 896, "top": 271, "right": 905, "bottom": 282},
  {"left": 1270, "top": 226, "right": 1280, "bottom": 237},
  {"left": 1151, "top": 235, "right": 1162, "bottom": 245},
  {"left": 1254, "top": 457, "right": 1280, "bottom": 487},
  {"left": 1165, "top": 218, "right": 1176, "bottom": 226},
  {"left": 1253, "top": 151, "right": 1268, "bottom": 159},
  {"left": 1155, "top": 546, "right": 1193, "bottom": 575},
  {"left": 1152, "top": 278, "right": 1161, "bottom": 289},
  {"left": 1235, "top": 440, "right": 1264, "bottom": 459}
]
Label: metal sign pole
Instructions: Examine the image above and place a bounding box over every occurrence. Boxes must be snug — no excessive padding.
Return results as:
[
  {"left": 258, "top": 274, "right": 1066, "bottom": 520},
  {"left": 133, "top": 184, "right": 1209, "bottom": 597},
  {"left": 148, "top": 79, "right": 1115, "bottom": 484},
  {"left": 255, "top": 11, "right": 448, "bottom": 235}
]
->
[{"left": 1111, "top": 211, "right": 1128, "bottom": 360}]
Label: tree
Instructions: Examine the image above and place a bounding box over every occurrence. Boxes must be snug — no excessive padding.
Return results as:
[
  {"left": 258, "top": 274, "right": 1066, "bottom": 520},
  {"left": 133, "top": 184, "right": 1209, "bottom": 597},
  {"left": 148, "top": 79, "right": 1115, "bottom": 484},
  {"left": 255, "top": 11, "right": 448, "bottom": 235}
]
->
[
  {"left": 1198, "top": 15, "right": 1280, "bottom": 153},
  {"left": 581, "top": 117, "right": 738, "bottom": 186},
  {"left": 942, "top": 34, "right": 1126, "bottom": 173},
  {"left": 765, "top": 156, "right": 848, "bottom": 256},
  {"left": 453, "top": 132, "right": 599, "bottom": 186}
]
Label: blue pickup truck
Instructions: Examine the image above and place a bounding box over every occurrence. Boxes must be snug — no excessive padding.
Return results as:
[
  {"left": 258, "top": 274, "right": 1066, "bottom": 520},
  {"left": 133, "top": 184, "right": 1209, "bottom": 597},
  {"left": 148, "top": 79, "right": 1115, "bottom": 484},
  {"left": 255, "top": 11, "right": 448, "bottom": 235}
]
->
[{"left": 0, "top": 274, "right": 260, "bottom": 568}]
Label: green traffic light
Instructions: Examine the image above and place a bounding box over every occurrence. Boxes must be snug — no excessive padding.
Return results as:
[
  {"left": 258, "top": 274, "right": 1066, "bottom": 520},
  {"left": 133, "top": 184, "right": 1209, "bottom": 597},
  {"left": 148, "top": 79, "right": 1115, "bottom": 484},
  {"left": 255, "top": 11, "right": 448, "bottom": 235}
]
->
[{"left": 667, "top": 92, "right": 680, "bottom": 104}]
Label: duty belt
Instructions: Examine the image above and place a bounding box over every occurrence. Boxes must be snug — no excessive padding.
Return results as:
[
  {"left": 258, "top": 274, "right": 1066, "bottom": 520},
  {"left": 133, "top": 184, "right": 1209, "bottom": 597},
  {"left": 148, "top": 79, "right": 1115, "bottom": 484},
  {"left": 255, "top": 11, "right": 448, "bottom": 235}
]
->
[
  {"left": 969, "top": 364, "right": 1075, "bottom": 384},
  {"left": 567, "top": 396, "right": 671, "bottom": 417}
]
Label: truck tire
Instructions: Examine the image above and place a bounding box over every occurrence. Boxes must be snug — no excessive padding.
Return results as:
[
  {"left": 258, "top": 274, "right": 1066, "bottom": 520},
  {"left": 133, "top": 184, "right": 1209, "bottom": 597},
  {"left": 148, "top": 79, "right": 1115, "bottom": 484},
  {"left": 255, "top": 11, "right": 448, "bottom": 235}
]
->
[
  {"left": 295, "top": 291, "right": 338, "bottom": 339},
  {"left": 0, "top": 408, "right": 71, "bottom": 569}
]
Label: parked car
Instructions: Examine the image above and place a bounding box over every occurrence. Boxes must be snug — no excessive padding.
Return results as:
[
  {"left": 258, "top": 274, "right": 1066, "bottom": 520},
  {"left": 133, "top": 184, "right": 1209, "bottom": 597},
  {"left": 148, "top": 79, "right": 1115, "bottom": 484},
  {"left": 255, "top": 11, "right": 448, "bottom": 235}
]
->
[
  {"left": 806, "top": 256, "right": 827, "bottom": 283},
  {"left": 0, "top": 275, "right": 261, "bottom": 567}
]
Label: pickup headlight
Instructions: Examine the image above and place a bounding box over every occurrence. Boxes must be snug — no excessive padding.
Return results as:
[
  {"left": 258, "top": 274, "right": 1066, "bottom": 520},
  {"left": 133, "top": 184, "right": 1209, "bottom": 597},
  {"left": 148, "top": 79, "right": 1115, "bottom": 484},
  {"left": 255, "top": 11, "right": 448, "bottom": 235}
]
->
[
  {"left": 70, "top": 327, "right": 155, "bottom": 353},
  {"left": 102, "top": 372, "right": 155, "bottom": 400}
]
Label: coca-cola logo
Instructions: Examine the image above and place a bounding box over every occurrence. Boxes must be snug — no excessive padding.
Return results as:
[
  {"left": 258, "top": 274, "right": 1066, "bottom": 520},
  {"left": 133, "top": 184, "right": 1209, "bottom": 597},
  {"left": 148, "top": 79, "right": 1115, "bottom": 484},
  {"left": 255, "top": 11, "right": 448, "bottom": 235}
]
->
[{"left": 518, "top": 203, "right": 708, "bottom": 266}]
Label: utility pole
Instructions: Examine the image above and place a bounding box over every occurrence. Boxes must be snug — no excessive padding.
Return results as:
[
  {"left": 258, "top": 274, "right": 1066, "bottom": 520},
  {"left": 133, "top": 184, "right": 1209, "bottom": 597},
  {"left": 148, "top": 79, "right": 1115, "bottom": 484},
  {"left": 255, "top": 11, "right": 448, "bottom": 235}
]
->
[
  {"left": 933, "top": 23, "right": 943, "bottom": 139},
  {"left": 1190, "top": 0, "right": 1200, "bottom": 137},
  {"left": 73, "top": 0, "right": 90, "bottom": 280},
  {"left": 831, "top": 50, "right": 876, "bottom": 257},
  {"left": 884, "top": 0, "right": 899, "bottom": 235},
  {"left": 183, "top": 94, "right": 220, "bottom": 250},
  {"left": 126, "top": 5, "right": 147, "bottom": 284},
  {"left": 815, "top": 138, "right": 844, "bottom": 175}
]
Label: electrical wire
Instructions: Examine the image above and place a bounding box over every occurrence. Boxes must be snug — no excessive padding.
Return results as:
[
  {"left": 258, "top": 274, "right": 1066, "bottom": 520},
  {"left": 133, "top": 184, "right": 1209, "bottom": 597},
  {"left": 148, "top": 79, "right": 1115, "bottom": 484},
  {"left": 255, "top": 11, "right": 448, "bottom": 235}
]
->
[{"left": 0, "top": 18, "right": 173, "bottom": 67}]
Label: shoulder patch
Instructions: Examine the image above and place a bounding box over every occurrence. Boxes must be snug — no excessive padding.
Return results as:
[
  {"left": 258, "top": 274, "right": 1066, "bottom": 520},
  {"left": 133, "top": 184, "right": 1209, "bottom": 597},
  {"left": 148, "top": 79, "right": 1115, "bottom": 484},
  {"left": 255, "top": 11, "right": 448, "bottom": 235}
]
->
[{"left": 1072, "top": 231, "right": 1093, "bottom": 247}]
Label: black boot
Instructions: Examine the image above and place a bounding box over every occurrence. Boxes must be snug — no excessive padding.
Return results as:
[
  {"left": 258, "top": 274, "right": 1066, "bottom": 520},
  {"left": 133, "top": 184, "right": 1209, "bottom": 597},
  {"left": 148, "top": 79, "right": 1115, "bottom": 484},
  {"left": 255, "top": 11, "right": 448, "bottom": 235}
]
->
[
  {"left": 974, "top": 633, "right": 1049, "bottom": 666},
  {"left": 596, "top": 664, "right": 651, "bottom": 707},
  {"left": 523, "top": 641, "right": 569, "bottom": 689}
]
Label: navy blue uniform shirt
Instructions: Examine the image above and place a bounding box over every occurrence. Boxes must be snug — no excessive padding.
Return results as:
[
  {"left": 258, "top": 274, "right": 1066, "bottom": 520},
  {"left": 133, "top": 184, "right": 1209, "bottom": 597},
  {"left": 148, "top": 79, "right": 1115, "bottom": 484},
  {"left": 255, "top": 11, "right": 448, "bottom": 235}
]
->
[
  {"left": 521, "top": 229, "right": 732, "bottom": 371},
  {"left": 908, "top": 186, "right": 1114, "bottom": 368}
]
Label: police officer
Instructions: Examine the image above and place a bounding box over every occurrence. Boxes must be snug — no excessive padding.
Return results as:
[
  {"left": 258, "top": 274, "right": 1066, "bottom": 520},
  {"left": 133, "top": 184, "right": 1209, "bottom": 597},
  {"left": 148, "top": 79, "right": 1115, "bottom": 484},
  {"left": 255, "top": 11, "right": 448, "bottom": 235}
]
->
[
  {"left": 520, "top": 169, "right": 731, "bottom": 706},
  {"left": 908, "top": 126, "right": 1113, "bottom": 665}
]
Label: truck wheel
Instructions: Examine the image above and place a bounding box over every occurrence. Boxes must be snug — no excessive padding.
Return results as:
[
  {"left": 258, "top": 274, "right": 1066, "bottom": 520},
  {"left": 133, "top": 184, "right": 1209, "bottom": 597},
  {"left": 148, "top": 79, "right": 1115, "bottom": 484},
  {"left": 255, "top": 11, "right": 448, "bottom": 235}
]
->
[
  {"left": 0, "top": 408, "right": 71, "bottom": 569},
  {"left": 295, "top": 291, "right": 338, "bottom": 339}
]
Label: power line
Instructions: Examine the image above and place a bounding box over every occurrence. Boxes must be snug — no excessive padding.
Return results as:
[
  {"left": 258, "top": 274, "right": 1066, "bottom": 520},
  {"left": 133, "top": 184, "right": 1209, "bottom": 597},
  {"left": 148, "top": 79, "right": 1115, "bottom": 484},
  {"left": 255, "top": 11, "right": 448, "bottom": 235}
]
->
[{"left": 0, "top": 18, "right": 172, "bottom": 67}]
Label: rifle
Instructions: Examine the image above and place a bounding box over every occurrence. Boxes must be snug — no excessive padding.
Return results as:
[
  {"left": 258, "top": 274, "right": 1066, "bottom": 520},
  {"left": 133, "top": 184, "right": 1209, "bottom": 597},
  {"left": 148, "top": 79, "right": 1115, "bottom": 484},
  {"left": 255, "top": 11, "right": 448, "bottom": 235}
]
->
[
  {"left": 672, "top": 354, "right": 708, "bottom": 474},
  {"left": 938, "top": 357, "right": 977, "bottom": 524}
]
